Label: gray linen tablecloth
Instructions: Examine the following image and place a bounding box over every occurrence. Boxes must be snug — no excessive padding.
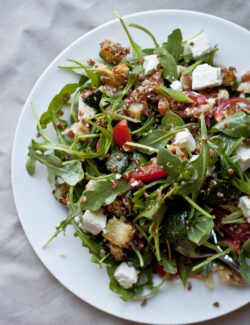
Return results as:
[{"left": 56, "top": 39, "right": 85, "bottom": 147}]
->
[{"left": 0, "top": 0, "right": 249, "bottom": 324}]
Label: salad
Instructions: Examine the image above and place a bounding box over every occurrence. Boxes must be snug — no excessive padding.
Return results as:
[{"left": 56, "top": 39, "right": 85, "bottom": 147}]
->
[{"left": 26, "top": 11, "right": 250, "bottom": 302}]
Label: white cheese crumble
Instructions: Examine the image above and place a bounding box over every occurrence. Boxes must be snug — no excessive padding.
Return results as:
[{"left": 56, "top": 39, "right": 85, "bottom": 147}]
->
[
  {"left": 82, "top": 209, "right": 107, "bottom": 235},
  {"left": 74, "top": 216, "right": 80, "bottom": 223},
  {"left": 188, "top": 33, "right": 212, "bottom": 58},
  {"left": 192, "top": 64, "right": 222, "bottom": 90},
  {"left": 114, "top": 262, "right": 138, "bottom": 289},
  {"left": 78, "top": 95, "right": 95, "bottom": 121},
  {"left": 236, "top": 145, "right": 250, "bottom": 172},
  {"left": 174, "top": 129, "right": 196, "bottom": 152},
  {"left": 115, "top": 173, "right": 122, "bottom": 180},
  {"left": 238, "top": 196, "right": 250, "bottom": 223},
  {"left": 170, "top": 80, "right": 183, "bottom": 91},
  {"left": 143, "top": 54, "right": 160, "bottom": 75}
]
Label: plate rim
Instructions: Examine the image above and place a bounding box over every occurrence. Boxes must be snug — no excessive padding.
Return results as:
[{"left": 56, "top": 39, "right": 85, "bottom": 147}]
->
[{"left": 11, "top": 9, "right": 250, "bottom": 325}]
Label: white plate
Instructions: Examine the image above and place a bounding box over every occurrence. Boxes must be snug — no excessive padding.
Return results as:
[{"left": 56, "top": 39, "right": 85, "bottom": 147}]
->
[{"left": 12, "top": 10, "right": 250, "bottom": 325}]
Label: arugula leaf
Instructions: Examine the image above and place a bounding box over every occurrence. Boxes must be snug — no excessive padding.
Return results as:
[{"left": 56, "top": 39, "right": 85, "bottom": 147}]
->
[
  {"left": 159, "top": 87, "right": 194, "bottom": 103},
  {"left": 40, "top": 83, "right": 79, "bottom": 129},
  {"left": 188, "top": 211, "right": 214, "bottom": 245},
  {"left": 156, "top": 46, "right": 178, "bottom": 82},
  {"left": 239, "top": 239, "right": 250, "bottom": 281},
  {"left": 26, "top": 157, "right": 36, "bottom": 176},
  {"left": 74, "top": 227, "right": 104, "bottom": 256},
  {"left": 28, "top": 148, "right": 84, "bottom": 186},
  {"left": 113, "top": 10, "right": 146, "bottom": 59},
  {"left": 211, "top": 112, "right": 250, "bottom": 138},
  {"left": 129, "top": 23, "right": 159, "bottom": 47},
  {"left": 182, "top": 58, "right": 204, "bottom": 75},
  {"left": 232, "top": 175, "right": 250, "bottom": 195},
  {"left": 161, "top": 102, "right": 185, "bottom": 130},
  {"left": 177, "top": 114, "right": 208, "bottom": 196},
  {"left": 43, "top": 203, "right": 81, "bottom": 248},
  {"left": 160, "top": 256, "right": 177, "bottom": 274},
  {"left": 80, "top": 176, "right": 129, "bottom": 211},
  {"left": 157, "top": 148, "right": 184, "bottom": 179},
  {"left": 165, "top": 28, "right": 184, "bottom": 63},
  {"left": 138, "top": 130, "right": 172, "bottom": 154}
]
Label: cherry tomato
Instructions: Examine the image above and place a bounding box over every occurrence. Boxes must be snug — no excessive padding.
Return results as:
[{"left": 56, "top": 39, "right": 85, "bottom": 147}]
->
[
  {"left": 222, "top": 238, "right": 241, "bottom": 252},
  {"left": 124, "top": 161, "right": 168, "bottom": 183},
  {"left": 214, "top": 97, "right": 250, "bottom": 122},
  {"left": 215, "top": 209, "right": 250, "bottom": 242},
  {"left": 113, "top": 119, "right": 133, "bottom": 151},
  {"left": 153, "top": 261, "right": 179, "bottom": 280},
  {"left": 158, "top": 97, "right": 167, "bottom": 115},
  {"left": 183, "top": 91, "right": 207, "bottom": 106}
]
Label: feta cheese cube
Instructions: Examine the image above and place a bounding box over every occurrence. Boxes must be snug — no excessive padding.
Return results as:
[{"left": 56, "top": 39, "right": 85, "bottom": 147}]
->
[
  {"left": 174, "top": 128, "right": 196, "bottom": 152},
  {"left": 143, "top": 54, "right": 160, "bottom": 75},
  {"left": 192, "top": 64, "right": 222, "bottom": 90},
  {"left": 188, "top": 33, "right": 212, "bottom": 58},
  {"left": 81, "top": 209, "right": 107, "bottom": 235},
  {"left": 170, "top": 80, "right": 183, "bottom": 91},
  {"left": 78, "top": 95, "right": 95, "bottom": 121},
  {"left": 114, "top": 262, "right": 138, "bottom": 289},
  {"left": 236, "top": 145, "right": 250, "bottom": 171},
  {"left": 238, "top": 196, "right": 250, "bottom": 223}
]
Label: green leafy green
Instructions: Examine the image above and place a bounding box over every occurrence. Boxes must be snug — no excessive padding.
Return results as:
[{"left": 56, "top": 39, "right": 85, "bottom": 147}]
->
[
  {"left": 80, "top": 176, "right": 129, "bottom": 211},
  {"left": 27, "top": 148, "right": 84, "bottom": 186},
  {"left": 40, "top": 83, "right": 79, "bottom": 129},
  {"left": 138, "top": 130, "right": 172, "bottom": 154},
  {"left": 157, "top": 147, "right": 184, "bottom": 179},
  {"left": 239, "top": 239, "right": 250, "bottom": 281},
  {"left": 211, "top": 112, "right": 250, "bottom": 138},
  {"left": 160, "top": 256, "right": 177, "bottom": 274},
  {"left": 128, "top": 23, "right": 159, "bottom": 47},
  {"left": 159, "top": 87, "right": 194, "bottom": 103},
  {"left": 188, "top": 211, "right": 214, "bottom": 245},
  {"left": 156, "top": 46, "right": 178, "bottom": 82},
  {"left": 161, "top": 103, "right": 185, "bottom": 130},
  {"left": 113, "top": 10, "right": 146, "bottom": 59},
  {"left": 182, "top": 58, "right": 204, "bottom": 75},
  {"left": 165, "top": 28, "right": 184, "bottom": 63}
]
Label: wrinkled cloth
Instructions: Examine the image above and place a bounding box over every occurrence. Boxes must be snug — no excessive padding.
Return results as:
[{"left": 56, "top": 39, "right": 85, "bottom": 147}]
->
[{"left": 0, "top": 0, "right": 249, "bottom": 324}]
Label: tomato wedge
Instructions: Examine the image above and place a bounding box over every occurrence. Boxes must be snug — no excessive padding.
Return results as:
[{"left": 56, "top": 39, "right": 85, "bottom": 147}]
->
[
  {"left": 183, "top": 91, "right": 207, "bottom": 105},
  {"left": 215, "top": 209, "right": 250, "bottom": 243},
  {"left": 113, "top": 119, "right": 133, "bottom": 151},
  {"left": 124, "top": 161, "right": 168, "bottom": 182},
  {"left": 214, "top": 97, "right": 250, "bottom": 122},
  {"left": 153, "top": 261, "right": 179, "bottom": 280}
]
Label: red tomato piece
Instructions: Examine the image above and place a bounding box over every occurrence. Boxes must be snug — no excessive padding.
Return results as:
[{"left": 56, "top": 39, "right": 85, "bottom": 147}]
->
[
  {"left": 124, "top": 161, "right": 168, "bottom": 183},
  {"left": 183, "top": 91, "right": 208, "bottom": 106},
  {"left": 222, "top": 238, "right": 241, "bottom": 252},
  {"left": 214, "top": 97, "right": 250, "bottom": 122},
  {"left": 215, "top": 209, "right": 250, "bottom": 243},
  {"left": 113, "top": 119, "right": 133, "bottom": 151},
  {"left": 153, "top": 261, "right": 179, "bottom": 280}
]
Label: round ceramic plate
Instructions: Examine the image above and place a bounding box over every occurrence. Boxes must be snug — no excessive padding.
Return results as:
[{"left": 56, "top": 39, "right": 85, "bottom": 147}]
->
[{"left": 12, "top": 10, "right": 250, "bottom": 325}]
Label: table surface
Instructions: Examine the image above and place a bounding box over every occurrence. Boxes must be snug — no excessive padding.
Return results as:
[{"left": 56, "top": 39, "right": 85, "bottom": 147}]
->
[{"left": 1, "top": 0, "right": 249, "bottom": 324}]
